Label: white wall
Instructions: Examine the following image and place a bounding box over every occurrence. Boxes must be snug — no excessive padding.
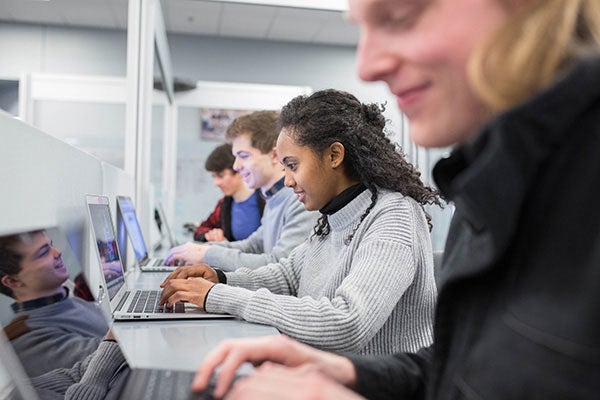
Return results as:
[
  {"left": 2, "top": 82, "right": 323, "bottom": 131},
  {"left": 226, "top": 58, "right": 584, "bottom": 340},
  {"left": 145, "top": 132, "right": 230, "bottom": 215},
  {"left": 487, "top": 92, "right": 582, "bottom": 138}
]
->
[{"left": 0, "top": 23, "right": 127, "bottom": 78}]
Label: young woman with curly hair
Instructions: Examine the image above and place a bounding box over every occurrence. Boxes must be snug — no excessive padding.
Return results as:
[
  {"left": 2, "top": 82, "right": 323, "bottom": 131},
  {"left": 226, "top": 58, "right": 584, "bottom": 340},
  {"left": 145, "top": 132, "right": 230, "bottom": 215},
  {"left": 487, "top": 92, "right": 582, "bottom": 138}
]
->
[{"left": 160, "top": 89, "right": 441, "bottom": 357}]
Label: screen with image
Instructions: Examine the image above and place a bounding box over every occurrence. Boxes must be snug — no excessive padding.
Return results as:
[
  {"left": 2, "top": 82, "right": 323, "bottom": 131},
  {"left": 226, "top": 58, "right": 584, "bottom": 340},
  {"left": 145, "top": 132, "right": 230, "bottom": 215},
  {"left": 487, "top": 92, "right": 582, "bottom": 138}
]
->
[
  {"left": 88, "top": 203, "right": 125, "bottom": 300},
  {"left": 0, "top": 227, "right": 109, "bottom": 389}
]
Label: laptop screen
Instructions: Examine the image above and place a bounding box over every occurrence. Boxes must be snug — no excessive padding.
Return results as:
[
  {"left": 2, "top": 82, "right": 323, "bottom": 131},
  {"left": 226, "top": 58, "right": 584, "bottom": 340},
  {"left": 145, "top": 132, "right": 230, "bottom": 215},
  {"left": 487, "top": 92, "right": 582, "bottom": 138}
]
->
[
  {"left": 116, "top": 196, "right": 148, "bottom": 262},
  {"left": 156, "top": 201, "right": 176, "bottom": 247},
  {"left": 88, "top": 202, "right": 125, "bottom": 301},
  {"left": 116, "top": 203, "right": 129, "bottom": 271}
]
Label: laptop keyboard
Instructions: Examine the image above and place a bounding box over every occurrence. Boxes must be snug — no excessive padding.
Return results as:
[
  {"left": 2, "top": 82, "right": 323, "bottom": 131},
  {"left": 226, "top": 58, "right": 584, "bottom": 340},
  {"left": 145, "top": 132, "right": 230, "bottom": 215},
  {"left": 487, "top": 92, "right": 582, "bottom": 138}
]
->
[
  {"left": 121, "top": 369, "right": 217, "bottom": 400},
  {"left": 139, "top": 258, "right": 165, "bottom": 267},
  {"left": 115, "top": 290, "right": 185, "bottom": 314}
]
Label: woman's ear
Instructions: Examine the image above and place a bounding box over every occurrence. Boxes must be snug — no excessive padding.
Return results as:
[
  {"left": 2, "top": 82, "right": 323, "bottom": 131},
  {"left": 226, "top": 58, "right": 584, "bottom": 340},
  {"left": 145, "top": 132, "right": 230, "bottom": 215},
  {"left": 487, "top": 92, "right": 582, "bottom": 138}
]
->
[{"left": 328, "top": 142, "right": 345, "bottom": 168}]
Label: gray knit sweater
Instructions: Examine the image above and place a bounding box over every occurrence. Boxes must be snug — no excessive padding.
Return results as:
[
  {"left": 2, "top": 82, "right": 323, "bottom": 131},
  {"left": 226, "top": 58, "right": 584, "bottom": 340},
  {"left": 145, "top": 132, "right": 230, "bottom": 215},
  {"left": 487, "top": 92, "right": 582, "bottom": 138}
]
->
[
  {"left": 30, "top": 341, "right": 127, "bottom": 400},
  {"left": 204, "top": 186, "right": 318, "bottom": 271},
  {"left": 206, "top": 189, "right": 437, "bottom": 355},
  {"left": 9, "top": 297, "right": 109, "bottom": 377}
]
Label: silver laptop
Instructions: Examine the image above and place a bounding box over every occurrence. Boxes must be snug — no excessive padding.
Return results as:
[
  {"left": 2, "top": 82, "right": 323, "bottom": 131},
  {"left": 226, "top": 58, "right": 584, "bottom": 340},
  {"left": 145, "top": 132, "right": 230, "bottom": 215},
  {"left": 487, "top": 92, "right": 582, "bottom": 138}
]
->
[
  {"left": 116, "top": 195, "right": 176, "bottom": 272},
  {"left": 155, "top": 200, "right": 179, "bottom": 248},
  {"left": 86, "top": 195, "right": 233, "bottom": 321},
  {"left": 1, "top": 323, "right": 219, "bottom": 400}
]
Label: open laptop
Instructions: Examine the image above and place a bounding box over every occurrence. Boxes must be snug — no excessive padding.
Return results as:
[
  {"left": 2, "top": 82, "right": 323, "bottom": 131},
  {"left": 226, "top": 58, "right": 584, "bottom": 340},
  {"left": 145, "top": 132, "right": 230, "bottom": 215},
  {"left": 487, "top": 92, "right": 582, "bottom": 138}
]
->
[
  {"left": 155, "top": 200, "right": 179, "bottom": 248},
  {"left": 86, "top": 195, "right": 234, "bottom": 321},
  {"left": 5, "top": 322, "right": 245, "bottom": 399},
  {"left": 1, "top": 320, "right": 222, "bottom": 400},
  {"left": 115, "top": 195, "right": 176, "bottom": 272},
  {"left": 0, "top": 227, "right": 241, "bottom": 399}
]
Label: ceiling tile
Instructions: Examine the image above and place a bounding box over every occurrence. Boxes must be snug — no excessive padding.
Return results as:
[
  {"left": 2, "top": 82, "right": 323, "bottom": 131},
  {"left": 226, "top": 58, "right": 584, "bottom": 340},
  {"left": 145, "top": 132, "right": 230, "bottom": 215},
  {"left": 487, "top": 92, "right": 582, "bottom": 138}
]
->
[
  {"left": 163, "top": 0, "right": 222, "bottom": 35},
  {"left": 1, "top": 0, "right": 66, "bottom": 25},
  {"left": 0, "top": 0, "right": 359, "bottom": 46},
  {"left": 62, "top": 0, "right": 121, "bottom": 30},
  {"left": 219, "top": 3, "right": 277, "bottom": 39},
  {"left": 312, "top": 15, "right": 359, "bottom": 46}
]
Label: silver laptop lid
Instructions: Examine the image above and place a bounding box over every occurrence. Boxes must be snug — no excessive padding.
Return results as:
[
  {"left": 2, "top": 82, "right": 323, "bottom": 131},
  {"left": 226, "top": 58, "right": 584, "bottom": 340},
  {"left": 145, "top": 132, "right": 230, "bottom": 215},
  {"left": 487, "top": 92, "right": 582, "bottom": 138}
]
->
[
  {"left": 86, "top": 195, "right": 127, "bottom": 302},
  {"left": 156, "top": 201, "right": 176, "bottom": 248}
]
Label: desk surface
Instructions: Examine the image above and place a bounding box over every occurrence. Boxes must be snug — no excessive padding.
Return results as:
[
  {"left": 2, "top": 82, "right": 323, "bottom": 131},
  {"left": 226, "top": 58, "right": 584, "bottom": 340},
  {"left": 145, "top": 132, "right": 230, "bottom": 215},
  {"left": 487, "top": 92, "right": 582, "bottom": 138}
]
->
[{"left": 111, "top": 270, "right": 278, "bottom": 372}]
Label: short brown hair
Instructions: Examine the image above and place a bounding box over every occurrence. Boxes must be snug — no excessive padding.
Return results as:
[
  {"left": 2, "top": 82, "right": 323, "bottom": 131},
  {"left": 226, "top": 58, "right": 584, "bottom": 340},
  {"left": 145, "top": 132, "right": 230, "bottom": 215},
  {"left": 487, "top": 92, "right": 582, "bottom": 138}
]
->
[
  {"left": 0, "top": 230, "right": 43, "bottom": 298},
  {"left": 225, "top": 110, "right": 280, "bottom": 154},
  {"left": 205, "top": 143, "right": 236, "bottom": 173}
]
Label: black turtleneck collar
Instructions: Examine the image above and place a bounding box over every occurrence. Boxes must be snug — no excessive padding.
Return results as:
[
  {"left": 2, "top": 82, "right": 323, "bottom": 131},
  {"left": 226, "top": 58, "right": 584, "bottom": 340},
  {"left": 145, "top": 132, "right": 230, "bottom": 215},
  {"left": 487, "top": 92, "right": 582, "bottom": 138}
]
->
[{"left": 320, "top": 183, "right": 367, "bottom": 215}]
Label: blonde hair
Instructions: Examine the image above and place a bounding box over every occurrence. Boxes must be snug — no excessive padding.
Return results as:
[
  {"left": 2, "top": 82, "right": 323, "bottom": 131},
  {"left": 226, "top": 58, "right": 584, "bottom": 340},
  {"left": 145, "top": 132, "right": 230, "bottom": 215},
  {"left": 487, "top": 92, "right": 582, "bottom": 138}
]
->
[{"left": 469, "top": 0, "right": 600, "bottom": 113}]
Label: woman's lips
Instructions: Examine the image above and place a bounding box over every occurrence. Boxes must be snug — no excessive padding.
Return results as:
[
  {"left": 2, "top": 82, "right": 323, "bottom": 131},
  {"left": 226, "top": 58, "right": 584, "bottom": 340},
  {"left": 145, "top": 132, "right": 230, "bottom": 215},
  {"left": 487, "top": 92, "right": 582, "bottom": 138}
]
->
[{"left": 394, "top": 83, "right": 430, "bottom": 114}]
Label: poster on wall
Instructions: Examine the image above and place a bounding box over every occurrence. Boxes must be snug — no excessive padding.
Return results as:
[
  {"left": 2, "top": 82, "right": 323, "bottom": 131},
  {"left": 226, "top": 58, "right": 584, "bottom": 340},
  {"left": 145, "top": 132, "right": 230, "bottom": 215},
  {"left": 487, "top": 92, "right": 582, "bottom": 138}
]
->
[{"left": 199, "top": 108, "right": 252, "bottom": 141}]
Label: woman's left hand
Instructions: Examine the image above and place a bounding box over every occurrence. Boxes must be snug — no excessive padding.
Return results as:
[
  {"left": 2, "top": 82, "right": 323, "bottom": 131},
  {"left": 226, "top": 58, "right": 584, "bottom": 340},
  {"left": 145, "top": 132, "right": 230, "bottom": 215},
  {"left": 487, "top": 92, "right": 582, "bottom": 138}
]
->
[{"left": 159, "top": 277, "right": 215, "bottom": 308}]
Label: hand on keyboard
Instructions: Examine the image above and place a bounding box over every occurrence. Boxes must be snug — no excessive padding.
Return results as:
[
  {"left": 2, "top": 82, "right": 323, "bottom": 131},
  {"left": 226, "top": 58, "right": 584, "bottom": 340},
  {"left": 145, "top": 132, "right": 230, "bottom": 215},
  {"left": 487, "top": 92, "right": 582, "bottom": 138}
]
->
[
  {"left": 165, "top": 242, "right": 210, "bottom": 266},
  {"left": 160, "top": 265, "right": 219, "bottom": 287},
  {"left": 159, "top": 276, "right": 216, "bottom": 309},
  {"left": 192, "top": 335, "right": 359, "bottom": 399}
]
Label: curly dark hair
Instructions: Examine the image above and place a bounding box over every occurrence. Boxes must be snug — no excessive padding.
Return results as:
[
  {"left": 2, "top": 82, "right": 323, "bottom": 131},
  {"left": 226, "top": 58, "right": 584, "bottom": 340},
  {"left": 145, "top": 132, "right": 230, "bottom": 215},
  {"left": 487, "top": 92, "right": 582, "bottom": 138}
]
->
[{"left": 279, "top": 89, "right": 442, "bottom": 241}]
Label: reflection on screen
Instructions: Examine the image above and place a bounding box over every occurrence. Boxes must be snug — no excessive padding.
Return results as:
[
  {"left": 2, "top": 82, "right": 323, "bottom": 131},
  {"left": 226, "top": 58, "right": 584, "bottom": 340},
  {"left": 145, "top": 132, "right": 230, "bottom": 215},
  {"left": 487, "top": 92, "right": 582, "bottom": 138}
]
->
[
  {"left": 117, "top": 197, "right": 148, "bottom": 261},
  {"left": 1, "top": 227, "right": 106, "bottom": 387},
  {"left": 88, "top": 203, "right": 125, "bottom": 300}
]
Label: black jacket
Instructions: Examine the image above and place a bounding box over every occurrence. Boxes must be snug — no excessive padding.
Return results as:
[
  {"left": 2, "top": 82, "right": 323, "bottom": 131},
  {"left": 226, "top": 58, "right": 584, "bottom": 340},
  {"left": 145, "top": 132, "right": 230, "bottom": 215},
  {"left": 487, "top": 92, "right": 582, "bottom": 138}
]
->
[{"left": 350, "top": 57, "right": 600, "bottom": 399}]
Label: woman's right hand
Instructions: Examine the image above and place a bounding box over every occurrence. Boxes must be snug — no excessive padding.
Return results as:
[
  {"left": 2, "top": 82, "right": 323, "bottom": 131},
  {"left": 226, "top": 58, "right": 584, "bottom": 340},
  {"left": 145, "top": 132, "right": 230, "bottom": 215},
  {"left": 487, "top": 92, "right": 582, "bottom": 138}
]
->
[
  {"left": 160, "top": 264, "right": 219, "bottom": 287},
  {"left": 192, "top": 335, "right": 357, "bottom": 398}
]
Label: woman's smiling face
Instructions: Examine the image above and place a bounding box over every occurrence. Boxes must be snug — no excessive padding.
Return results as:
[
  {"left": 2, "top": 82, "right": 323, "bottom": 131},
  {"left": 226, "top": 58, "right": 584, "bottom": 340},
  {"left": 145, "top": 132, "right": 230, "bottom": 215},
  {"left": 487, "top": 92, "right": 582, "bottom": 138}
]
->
[{"left": 277, "top": 130, "right": 348, "bottom": 211}]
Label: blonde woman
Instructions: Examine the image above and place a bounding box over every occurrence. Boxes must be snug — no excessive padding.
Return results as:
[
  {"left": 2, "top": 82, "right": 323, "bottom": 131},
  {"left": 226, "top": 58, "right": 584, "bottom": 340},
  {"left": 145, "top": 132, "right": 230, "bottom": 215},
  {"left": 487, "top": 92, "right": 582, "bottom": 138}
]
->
[{"left": 192, "top": 1, "right": 600, "bottom": 399}]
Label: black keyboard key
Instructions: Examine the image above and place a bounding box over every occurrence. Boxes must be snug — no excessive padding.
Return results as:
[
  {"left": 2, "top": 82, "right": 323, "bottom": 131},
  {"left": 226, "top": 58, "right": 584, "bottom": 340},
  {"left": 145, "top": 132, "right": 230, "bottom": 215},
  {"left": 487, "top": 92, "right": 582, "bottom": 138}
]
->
[
  {"left": 127, "top": 291, "right": 141, "bottom": 313},
  {"left": 120, "top": 369, "right": 219, "bottom": 399},
  {"left": 115, "top": 291, "right": 130, "bottom": 312}
]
